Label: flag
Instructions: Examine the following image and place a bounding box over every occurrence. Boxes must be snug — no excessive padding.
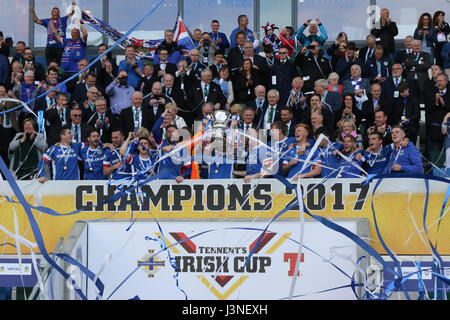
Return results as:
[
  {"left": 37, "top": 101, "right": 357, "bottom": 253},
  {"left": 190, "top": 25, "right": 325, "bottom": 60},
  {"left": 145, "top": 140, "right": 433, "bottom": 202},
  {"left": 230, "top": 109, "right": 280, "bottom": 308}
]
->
[
  {"left": 81, "top": 10, "right": 162, "bottom": 59},
  {"left": 172, "top": 13, "right": 196, "bottom": 53}
]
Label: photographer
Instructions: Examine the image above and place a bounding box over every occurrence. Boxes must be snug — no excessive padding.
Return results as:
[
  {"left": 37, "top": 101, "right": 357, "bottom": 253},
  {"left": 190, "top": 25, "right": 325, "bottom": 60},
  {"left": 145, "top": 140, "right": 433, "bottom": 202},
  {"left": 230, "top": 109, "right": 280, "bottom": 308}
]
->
[
  {"left": 197, "top": 32, "right": 217, "bottom": 66},
  {"left": 293, "top": 41, "right": 332, "bottom": 93},
  {"left": 8, "top": 117, "right": 47, "bottom": 180},
  {"left": 105, "top": 70, "right": 135, "bottom": 119}
]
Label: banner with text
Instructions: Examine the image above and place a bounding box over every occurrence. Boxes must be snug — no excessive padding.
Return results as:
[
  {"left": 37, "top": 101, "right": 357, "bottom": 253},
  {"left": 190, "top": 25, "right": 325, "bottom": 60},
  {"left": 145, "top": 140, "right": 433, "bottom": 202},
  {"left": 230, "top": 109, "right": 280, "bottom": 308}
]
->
[{"left": 0, "top": 178, "right": 449, "bottom": 255}]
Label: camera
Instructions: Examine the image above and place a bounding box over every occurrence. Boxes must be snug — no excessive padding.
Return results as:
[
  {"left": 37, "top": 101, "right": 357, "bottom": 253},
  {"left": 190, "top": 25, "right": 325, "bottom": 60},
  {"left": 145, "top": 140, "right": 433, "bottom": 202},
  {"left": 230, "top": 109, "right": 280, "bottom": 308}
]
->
[
  {"left": 306, "top": 45, "right": 315, "bottom": 50},
  {"left": 203, "top": 39, "right": 210, "bottom": 47}
]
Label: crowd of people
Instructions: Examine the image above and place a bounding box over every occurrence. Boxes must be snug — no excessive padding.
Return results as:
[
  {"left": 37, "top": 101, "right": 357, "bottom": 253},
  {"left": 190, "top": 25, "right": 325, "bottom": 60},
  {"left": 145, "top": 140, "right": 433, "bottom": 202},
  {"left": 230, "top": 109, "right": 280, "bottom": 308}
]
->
[{"left": 0, "top": 5, "right": 449, "bottom": 183}]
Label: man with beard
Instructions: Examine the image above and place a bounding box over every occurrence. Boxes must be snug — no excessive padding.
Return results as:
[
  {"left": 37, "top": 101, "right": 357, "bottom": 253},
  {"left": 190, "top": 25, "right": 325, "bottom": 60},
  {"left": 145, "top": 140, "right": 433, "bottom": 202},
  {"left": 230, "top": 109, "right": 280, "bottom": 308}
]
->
[
  {"left": 336, "top": 134, "right": 364, "bottom": 178},
  {"left": 74, "top": 129, "right": 109, "bottom": 180},
  {"left": 103, "top": 129, "right": 133, "bottom": 180}
]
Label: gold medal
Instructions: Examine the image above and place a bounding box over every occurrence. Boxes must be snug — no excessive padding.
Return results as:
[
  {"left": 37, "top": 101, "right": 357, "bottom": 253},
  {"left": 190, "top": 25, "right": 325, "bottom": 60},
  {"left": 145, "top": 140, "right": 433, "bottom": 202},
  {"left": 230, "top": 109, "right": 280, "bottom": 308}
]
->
[
  {"left": 89, "top": 167, "right": 93, "bottom": 171},
  {"left": 64, "top": 166, "right": 67, "bottom": 170},
  {"left": 215, "top": 169, "right": 219, "bottom": 173}
]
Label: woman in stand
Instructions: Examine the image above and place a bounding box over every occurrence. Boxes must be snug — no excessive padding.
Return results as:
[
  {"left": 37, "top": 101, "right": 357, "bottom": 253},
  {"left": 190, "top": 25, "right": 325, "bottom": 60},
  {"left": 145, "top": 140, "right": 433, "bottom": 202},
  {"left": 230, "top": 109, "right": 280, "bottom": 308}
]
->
[
  {"left": 327, "top": 72, "right": 343, "bottom": 100},
  {"left": 414, "top": 12, "right": 436, "bottom": 62},
  {"left": 232, "top": 58, "right": 264, "bottom": 105},
  {"left": 433, "top": 10, "right": 450, "bottom": 68},
  {"left": 213, "top": 65, "right": 234, "bottom": 110}
]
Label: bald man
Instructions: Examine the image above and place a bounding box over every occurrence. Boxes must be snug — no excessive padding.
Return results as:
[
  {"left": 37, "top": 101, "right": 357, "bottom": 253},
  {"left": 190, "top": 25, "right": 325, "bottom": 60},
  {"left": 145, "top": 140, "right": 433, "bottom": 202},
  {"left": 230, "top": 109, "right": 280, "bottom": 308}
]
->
[{"left": 119, "top": 91, "right": 152, "bottom": 135}]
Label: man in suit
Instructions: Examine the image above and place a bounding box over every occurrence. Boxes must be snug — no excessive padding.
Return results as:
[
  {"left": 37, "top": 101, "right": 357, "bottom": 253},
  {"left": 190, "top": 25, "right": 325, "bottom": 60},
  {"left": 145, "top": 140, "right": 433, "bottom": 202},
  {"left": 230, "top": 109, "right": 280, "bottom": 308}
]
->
[
  {"left": 72, "top": 72, "right": 102, "bottom": 106},
  {"left": 370, "top": 8, "right": 399, "bottom": 62},
  {"left": 248, "top": 85, "right": 268, "bottom": 128},
  {"left": 86, "top": 97, "right": 112, "bottom": 143},
  {"left": 153, "top": 48, "right": 177, "bottom": 82},
  {"left": 391, "top": 82, "right": 421, "bottom": 145},
  {"left": 293, "top": 41, "right": 333, "bottom": 94},
  {"left": 241, "top": 41, "right": 270, "bottom": 88},
  {"left": 174, "top": 59, "right": 197, "bottom": 99},
  {"left": 259, "top": 89, "right": 282, "bottom": 131},
  {"left": 187, "top": 49, "right": 208, "bottom": 81},
  {"left": 209, "top": 50, "right": 227, "bottom": 79},
  {"left": 363, "top": 45, "right": 392, "bottom": 84},
  {"left": 381, "top": 63, "right": 415, "bottom": 115},
  {"left": 285, "top": 77, "right": 310, "bottom": 127},
  {"left": 357, "top": 34, "right": 377, "bottom": 66},
  {"left": 280, "top": 106, "right": 297, "bottom": 137},
  {"left": 21, "top": 47, "right": 45, "bottom": 82},
  {"left": 363, "top": 109, "right": 393, "bottom": 148},
  {"left": 119, "top": 91, "right": 152, "bottom": 136},
  {"left": 226, "top": 31, "right": 246, "bottom": 73},
  {"left": 358, "top": 83, "right": 387, "bottom": 132},
  {"left": 314, "top": 79, "right": 342, "bottom": 119},
  {"left": 162, "top": 74, "right": 185, "bottom": 109},
  {"left": 404, "top": 39, "right": 432, "bottom": 102},
  {"left": 342, "top": 64, "right": 372, "bottom": 104},
  {"left": 424, "top": 65, "right": 444, "bottom": 98},
  {"left": 136, "top": 64, "right": 157, "bottom": 96},
  {"left": 425, "top": 73, "right": 450, "bottom": 166},
  {"left": 187, "top": 68, "right": 226, "bottom": 126},
  {"left": 268, "top": 46, "right": 298, "bottom": 106},
  {"left": 143, "top": 81, "right": 171, "bottom": 130},
  {"left": 45, "top": 92, "right": 71, "bottom": 146},
  {"left": 241, "top": 107, "right": 256, "bottom": 132},
  {"left": 394, "top": 35, "right": 414, "bottom": 66},
  {"left": 69, "top": 108, "right": 92, "bottom": 144}
]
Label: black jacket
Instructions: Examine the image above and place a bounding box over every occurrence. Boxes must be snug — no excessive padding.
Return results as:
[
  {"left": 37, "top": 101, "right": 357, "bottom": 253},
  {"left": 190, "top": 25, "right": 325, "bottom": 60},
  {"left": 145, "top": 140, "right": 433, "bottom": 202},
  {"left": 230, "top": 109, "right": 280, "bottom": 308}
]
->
[
  {"left": 294, "top": 52, "right": 332, "bottom": 92},
  {"left": 268, "top": 60, "right": 299, "bottom": 106},
  {"left": 119, "top": 106, "right": 153, "bottom": 136},
  {"left": 371, "top": 21, "right": 399, "bottom": 55},
  {"left": 231, "top": 70, "right": 265, "bottom": 104},
  {"left": 425, "top": 85, "right": 450, "bottom": 142}
]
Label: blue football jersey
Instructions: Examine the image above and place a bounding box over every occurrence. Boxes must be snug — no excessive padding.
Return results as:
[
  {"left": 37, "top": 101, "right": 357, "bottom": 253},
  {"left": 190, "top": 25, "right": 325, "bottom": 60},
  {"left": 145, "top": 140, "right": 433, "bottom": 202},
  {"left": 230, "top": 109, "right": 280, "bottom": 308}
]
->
[
  {"left": 363, "top": 146, "right": 392, "bottom": 175},
  {"left": 318, "top": 142, "right": 342, "bottom": 179},
  {"left": 73, "top": 143, "right": 108, "bottom": 180},
  {"left": 283, "top": 146, "right": 321, "bottom": 178},
  {"left": 39, "top": 144, "right": 80, "bottom": 180}
]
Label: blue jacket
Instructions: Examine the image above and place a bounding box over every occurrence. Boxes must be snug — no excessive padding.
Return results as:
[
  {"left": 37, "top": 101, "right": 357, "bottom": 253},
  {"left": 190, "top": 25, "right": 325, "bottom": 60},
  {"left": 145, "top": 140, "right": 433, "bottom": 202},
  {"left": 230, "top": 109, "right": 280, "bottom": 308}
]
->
[
  {"left": 209, "top": 32, "right": 230, "bottom": 51},
  {"left": 442, "top": 43, "right": 450, "bottom": 69},
  {"left": 230, "top": 27, "right": 256, "bottom": 48},
  {"left": 413, "top": 27, "right": 436, "bottom": 49},
  {"left": 384, "top": 142, "right": 423, "bottom": 174},
  {"left": 118, "top": 58, "right": 144, "bottom": 88}
]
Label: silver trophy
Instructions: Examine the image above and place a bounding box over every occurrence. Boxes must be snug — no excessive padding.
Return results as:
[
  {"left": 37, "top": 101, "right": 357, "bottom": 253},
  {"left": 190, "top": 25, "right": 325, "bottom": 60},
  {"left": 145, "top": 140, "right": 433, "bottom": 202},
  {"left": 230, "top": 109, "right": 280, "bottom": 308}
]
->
[{"left": 211, "top": 110, "right": 231, "bottom": 151}]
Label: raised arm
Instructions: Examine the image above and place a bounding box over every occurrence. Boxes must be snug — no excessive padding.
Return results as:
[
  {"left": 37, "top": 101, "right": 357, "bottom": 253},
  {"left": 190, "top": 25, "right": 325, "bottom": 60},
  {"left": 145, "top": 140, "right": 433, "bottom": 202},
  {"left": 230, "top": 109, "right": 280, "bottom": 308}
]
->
[
  {"left": 80, "top": 23, "right": 88, "bottom": 42},
  {"left": 30, "top": 6, "right": 43, "bottom": 25},
  {"left": 49, "top": 20, "right": 63, "bottom": 44}
]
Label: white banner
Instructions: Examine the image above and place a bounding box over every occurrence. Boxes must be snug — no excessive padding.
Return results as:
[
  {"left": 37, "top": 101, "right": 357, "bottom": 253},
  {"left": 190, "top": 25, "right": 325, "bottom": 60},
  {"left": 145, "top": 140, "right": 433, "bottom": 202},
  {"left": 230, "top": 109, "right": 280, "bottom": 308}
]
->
[{"left": 67, "top": 219, "right": 369, "bottom": 300}]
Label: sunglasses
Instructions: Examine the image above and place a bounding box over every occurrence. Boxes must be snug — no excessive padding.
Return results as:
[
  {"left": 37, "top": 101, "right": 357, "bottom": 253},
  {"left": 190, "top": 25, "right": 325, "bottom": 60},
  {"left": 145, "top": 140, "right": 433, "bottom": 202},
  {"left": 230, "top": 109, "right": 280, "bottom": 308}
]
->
[{"left": 73, "top": 114, "right": 82, "bottom": 117}]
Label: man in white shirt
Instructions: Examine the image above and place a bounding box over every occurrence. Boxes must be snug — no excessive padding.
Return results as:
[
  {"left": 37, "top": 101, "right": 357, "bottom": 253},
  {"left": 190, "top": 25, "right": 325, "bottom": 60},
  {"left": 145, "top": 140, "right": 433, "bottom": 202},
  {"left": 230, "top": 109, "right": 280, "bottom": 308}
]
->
[{"left": 263, "top": 89, "right": 281, "bottom": 131}]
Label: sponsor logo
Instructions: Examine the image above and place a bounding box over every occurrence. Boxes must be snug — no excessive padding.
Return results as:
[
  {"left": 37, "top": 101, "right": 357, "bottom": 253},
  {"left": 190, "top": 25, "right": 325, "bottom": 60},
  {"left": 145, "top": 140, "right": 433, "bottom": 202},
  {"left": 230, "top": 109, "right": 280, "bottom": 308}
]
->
[{"left": 139, "top": 231, "right": 298, "bottom": 299}]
